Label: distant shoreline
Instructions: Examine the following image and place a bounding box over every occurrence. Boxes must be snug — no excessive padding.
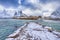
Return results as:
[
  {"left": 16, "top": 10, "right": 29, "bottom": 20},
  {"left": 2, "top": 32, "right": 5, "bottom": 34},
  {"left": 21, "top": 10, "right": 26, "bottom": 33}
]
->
[{"left": 0, "top": 18, "right": 60, "bottom": 21}]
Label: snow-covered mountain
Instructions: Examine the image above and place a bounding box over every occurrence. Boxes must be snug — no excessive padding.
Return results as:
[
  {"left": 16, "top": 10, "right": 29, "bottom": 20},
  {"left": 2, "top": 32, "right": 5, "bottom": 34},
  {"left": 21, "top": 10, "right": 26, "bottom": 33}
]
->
[
  {"left": 50, "top": 7, "right": 60, "bottom": 18},
  {"left": 0, "top": 9, "right": 15, "bottom": 18}
]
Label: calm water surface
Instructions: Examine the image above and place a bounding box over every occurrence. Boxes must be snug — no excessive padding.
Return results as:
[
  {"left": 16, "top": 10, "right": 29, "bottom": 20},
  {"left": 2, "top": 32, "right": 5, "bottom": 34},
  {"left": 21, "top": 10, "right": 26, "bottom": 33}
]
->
[{"left": 0, "top": 19, "right": 60, "bottom": 40}]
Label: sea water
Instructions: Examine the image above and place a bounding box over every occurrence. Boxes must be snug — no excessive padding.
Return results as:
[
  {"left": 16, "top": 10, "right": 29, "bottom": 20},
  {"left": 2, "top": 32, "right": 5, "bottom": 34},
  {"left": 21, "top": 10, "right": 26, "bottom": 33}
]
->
[{"left": 0, "top": 19, "right": 60, "bottom": 40}]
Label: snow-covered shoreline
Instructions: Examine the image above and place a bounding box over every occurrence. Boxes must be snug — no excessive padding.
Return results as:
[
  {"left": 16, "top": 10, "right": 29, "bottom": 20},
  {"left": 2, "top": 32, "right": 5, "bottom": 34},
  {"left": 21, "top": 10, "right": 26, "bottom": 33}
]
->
[{"left": 5, "top": 22, "right": 60, "bottom": 40}]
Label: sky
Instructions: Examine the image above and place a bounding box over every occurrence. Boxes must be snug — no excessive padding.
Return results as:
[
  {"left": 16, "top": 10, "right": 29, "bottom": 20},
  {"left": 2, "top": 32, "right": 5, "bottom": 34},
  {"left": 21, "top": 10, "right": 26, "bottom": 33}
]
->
[
  {"left": 0, "top": 0, "right": 60, "bottom": 17},
  {"left": 0, "top": 0, "right": 60, "bottom": 7},
  {"left": 0, "top": 0, "right": 18, "bottom": 8}
]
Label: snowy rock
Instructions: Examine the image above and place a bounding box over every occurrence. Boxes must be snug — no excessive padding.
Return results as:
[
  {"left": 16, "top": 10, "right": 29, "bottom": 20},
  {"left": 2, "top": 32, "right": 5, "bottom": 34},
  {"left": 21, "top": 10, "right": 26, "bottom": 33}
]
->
[{"left": 5, "top": 22, "right": 60, "bottom": 40}]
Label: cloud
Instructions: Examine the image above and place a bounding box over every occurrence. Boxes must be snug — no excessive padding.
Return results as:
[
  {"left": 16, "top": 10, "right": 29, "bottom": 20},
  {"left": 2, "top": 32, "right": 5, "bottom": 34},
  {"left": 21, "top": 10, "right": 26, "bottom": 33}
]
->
[
  {"left": 42, "top": 2, "right": 60, "bottom": 17},
  {"left": 0, "top": 5, "right": 4, "bottom": 11},
  {"left": 23, "top": 9, "right": 42, "bottom": 16},
  {"left": 18, "top": 0, "right": 21, "bottom": 4},
  {"left": 0, "top": 0, "right": 60, "bottom": 17},
  {"left": 21, "top": 0, "right": 60, "bottom": 17}
]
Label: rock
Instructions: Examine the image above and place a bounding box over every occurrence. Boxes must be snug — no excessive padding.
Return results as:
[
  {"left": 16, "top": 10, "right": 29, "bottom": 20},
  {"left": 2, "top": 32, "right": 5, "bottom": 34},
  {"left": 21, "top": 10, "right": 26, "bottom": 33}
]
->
[
  {"left": 44, "top": 26, "right": 53, "bottom": 32},
  {"left": 5, "top": 22, "right": 60, "bottom": 40}
]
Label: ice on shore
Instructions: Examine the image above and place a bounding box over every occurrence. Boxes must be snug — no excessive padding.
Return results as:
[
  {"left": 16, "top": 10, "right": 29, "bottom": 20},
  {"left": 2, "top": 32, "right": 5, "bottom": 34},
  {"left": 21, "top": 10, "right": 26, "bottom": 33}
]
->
[{"left": 5, "top": 22, "right": 60, "bottom": 40}]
